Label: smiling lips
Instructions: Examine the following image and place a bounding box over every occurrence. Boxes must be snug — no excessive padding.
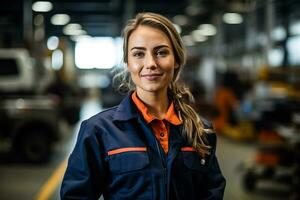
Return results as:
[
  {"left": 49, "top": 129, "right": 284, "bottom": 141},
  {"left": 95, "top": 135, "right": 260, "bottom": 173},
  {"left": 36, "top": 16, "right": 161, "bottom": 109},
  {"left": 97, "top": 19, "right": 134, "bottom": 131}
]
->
[{"left": 141, "top": 73, "right": 163, "bottom": 81}]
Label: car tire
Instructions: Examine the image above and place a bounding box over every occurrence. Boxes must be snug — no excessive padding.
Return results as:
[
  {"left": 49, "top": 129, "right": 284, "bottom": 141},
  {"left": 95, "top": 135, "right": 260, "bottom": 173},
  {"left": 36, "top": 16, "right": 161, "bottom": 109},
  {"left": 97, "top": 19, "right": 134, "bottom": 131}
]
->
[{"left": 20, "top": 130, "right": 52, "bottom": 163}]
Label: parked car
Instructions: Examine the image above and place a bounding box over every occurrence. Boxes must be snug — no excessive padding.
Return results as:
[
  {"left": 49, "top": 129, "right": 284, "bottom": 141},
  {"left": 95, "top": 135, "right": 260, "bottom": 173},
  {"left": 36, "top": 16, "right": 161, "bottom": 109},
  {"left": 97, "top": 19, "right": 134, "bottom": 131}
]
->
[
  {"left": 0, "top": 95, "right": 61, "bottom": 163},
  {"left": 0, "top": 48, "right": 63, "bottom": 163}
]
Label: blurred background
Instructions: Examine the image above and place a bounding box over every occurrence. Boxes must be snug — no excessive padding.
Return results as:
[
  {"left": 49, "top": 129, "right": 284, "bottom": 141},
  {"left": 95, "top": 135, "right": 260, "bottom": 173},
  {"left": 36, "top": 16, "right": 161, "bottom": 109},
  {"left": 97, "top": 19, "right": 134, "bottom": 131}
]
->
[{"left": 0, "top": 0, "right": 300, "bottom": 199}]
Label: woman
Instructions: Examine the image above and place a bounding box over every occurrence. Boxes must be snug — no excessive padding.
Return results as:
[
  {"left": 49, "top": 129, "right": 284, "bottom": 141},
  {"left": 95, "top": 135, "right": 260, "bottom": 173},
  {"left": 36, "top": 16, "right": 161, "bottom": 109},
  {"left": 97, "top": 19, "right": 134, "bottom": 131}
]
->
[{"left": 61, "top": 12, "right": 226, "bottom": 200}]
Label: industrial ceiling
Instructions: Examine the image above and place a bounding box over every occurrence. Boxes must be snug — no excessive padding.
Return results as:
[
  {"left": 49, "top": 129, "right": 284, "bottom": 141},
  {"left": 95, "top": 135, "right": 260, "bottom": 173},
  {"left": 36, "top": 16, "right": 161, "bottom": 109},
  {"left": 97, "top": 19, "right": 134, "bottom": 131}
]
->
[{"left": 0, "top": 0, "right": 300, "bottom": 47}]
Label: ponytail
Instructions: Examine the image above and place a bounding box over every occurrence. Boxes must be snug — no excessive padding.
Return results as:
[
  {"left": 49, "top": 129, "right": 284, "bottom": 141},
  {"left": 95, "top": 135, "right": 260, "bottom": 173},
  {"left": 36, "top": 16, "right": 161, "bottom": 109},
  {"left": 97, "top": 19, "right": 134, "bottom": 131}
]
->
[{"left": 168, "top": 82, "right": 211, "bottom": 156}]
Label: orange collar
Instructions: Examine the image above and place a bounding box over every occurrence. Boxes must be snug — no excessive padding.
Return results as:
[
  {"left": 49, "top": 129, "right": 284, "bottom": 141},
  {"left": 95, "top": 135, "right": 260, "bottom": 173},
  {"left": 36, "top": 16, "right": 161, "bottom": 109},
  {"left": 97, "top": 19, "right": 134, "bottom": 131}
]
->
[{"left": 131, "top": 91, "right": 182, "bottom": 125}]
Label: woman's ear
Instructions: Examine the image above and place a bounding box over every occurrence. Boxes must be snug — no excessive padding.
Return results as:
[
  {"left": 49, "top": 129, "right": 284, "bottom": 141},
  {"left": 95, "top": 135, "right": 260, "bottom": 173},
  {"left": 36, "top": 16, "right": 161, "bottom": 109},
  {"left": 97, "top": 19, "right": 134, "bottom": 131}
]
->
[{"left": 174, "top": 63, "right": 179, "bottom": 69}]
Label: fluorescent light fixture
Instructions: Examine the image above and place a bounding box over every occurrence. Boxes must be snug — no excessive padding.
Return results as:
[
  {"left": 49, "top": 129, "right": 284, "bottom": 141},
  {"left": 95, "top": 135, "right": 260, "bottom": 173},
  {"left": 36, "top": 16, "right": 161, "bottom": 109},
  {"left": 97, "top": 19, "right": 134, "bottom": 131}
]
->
[
  {"left": 173, "top": 24, "right": 182, "bottom": 34},
  {"left": 63, "top": 23, "right": 82, "bottom": 31},
  {"left": 47, "top": 36, "right": 59, "bottom": 50},
  {"left": 52, "top": 49, "right": 63, "bottom": 70},
  {"left": 63, "top": 23, "right": 86, "bottom": 35},
  {"left": 32, "top": 1, "right": 53, "bottom": 12},
  {"left": 173, "top": 15, "right": 188, "bottom": 26},
  {"left": 291, "top": 21, "right": 300, "bottom": 35},
  {"left": 182, "top": 35, "right": 195, "bottom": 46},
  {"left": 287, "top": 36, "right": 300, "bottom": 65},
  {"left": 223, "top": 13, "right": 243, "bottom": 24},
  {"left": 51, "top": 14, "right": 70, "bottom": 25},
  {"left": 268, "top": 48, "right": 283, "bottom": 67},
  {"left": 65, "top": 29, "right": 86, "bottom": 36},
  {"left": 75, "top": 37, "right": 118, "bottom": 69},
  {"left": 198, "top": 24, "right": 217, "bottom": 36},
  {"left": 191, "top": 30, "right": 207, "bottom": 42},
  {"left": 271, "top": 26, "right": 286, "bottom": 41}
]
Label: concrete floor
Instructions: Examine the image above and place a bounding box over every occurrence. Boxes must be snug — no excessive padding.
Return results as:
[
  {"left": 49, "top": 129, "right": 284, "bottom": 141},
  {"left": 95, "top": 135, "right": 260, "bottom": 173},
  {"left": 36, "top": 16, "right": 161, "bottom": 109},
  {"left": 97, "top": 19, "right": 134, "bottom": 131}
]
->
[{"left": 0, "top": 97, "right": 291, "bottom": 200}]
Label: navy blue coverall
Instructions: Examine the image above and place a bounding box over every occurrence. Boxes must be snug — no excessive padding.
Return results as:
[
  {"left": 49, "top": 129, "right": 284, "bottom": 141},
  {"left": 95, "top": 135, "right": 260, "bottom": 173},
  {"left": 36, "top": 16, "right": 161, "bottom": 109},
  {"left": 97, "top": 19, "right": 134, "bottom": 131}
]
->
[{"left": 60, "top": 93, "right": 226, "bottom": 199}]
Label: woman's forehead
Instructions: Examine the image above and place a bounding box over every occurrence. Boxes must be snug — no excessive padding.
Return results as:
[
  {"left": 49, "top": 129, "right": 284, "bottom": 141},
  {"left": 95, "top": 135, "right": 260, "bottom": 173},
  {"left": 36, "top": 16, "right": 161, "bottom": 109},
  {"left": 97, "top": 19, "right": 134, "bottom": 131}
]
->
[{"left": 128, "top": 26, "right": 172, "bottom": 49}]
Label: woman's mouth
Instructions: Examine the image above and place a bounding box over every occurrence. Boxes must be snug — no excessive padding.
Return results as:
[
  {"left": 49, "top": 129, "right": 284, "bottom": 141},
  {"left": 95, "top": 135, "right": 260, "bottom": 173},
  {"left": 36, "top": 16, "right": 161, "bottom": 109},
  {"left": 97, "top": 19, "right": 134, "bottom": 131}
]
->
[{"left": 141, "top": 73, "right": 163, "bottom": 81}]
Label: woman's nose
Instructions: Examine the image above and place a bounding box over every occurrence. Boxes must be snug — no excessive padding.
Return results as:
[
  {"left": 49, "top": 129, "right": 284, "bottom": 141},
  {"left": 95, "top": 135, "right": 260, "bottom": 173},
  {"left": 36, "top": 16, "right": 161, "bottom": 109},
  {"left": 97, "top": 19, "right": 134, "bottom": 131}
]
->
[{"left": 144, "top": 54, "right": 157, "bottom": 69}]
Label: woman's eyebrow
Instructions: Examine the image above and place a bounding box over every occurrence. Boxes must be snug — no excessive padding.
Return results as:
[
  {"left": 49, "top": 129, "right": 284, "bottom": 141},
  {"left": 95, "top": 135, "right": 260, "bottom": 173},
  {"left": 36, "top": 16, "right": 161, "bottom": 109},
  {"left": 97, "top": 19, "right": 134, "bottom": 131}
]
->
[
  {"left": 130, "top": 45, "right": 170, "bottom": 51},
  {"left": 153, "top": 45, "right": 170, "bottom": 51},
  {"left": 130, "top": 47, "right": 146, "bottom": 51}
]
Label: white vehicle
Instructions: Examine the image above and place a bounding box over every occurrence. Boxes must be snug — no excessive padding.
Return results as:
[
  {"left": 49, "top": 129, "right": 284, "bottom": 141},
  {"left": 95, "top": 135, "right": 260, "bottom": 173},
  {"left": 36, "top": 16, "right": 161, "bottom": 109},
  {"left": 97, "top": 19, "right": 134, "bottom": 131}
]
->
[
  {"left": 0, "top": 48, "right": 61, "bottom": 163},
  {"left": 0, "top": 48, "right": 35, "bottom": 92}
]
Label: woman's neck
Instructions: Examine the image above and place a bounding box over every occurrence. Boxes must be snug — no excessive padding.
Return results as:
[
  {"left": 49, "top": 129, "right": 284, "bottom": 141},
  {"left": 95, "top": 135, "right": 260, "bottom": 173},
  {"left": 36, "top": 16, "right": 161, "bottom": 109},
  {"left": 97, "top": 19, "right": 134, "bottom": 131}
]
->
[{"left": 136, "top": 89, "right": 169, "bottom": 120}]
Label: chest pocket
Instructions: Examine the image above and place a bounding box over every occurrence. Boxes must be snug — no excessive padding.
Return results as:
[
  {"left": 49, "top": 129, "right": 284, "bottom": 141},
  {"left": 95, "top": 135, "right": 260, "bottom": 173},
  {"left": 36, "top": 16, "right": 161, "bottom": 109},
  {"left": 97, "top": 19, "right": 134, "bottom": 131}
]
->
[
  {"left": 181, "top": 147, "right": 209, "bottom": 171},
  {"left": 107, "top": 147, "right": 150, "bottom": 174}
]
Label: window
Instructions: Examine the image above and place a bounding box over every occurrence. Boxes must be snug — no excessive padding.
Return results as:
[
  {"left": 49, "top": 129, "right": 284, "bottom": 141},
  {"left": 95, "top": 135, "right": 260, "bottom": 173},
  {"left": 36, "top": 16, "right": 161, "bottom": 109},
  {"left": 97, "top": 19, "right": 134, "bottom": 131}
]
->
[
  {"left": 0, "top": 59, "right": 19, "bottom": 76},
  {"left": 75, "top": 37, "right": 123, "bottom": 69}
]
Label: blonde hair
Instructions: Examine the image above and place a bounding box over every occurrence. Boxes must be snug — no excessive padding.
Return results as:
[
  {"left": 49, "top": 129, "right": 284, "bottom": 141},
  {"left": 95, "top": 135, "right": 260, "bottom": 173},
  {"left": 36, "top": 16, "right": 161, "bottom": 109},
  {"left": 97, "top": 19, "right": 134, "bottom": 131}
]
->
[{"left": 114, "top": 12, "right": 211, "bottom": 156}]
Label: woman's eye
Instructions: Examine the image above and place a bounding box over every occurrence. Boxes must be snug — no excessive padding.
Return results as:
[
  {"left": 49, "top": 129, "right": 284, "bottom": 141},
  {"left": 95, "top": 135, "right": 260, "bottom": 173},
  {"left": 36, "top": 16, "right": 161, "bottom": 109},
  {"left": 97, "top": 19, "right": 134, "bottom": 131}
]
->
[
  {"left": 132, "top": 51, "right": 144, "bottom": 58},
  {"left": 156, "top": 50, "right": 168, "bottom": 57}
]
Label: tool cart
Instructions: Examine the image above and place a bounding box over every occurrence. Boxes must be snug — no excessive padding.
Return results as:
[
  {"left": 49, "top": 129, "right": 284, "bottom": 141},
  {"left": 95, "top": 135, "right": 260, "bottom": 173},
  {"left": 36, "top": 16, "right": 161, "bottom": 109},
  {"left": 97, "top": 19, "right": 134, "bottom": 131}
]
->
[{"left": 242, "top": 112, "right": 300, "bottom": 199}]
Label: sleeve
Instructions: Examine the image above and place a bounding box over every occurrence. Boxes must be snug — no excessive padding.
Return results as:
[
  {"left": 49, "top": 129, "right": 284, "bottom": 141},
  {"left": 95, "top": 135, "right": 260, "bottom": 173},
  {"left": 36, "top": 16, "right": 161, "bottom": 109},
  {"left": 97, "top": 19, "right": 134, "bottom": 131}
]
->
[
  {"left": 60, "top": 120, "right": 106, "bottom": 200},
  {"left": 203, "top": 133, "right": 226, "bottom": 200}
]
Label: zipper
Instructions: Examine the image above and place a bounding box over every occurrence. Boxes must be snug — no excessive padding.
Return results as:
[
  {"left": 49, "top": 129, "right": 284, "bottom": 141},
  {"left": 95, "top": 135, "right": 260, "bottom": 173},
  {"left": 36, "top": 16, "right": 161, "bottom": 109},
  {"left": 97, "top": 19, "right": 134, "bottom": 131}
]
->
[
  {"left": 155, "top": 138, "right": 168, "bottom": 200},
  {"left": 137, "top": 117, "right": 169, "bottom": 200}
]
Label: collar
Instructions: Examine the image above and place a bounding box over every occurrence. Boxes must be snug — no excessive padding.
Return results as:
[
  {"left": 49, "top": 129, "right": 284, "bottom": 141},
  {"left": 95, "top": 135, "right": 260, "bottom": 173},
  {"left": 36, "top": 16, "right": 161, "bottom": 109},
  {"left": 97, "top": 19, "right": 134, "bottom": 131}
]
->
[
  {"left": 112, "top": 91, "right": 139, "bottom": 122},
  {"left": 131, "top": 91, "right": 182, "bottom": 125}
]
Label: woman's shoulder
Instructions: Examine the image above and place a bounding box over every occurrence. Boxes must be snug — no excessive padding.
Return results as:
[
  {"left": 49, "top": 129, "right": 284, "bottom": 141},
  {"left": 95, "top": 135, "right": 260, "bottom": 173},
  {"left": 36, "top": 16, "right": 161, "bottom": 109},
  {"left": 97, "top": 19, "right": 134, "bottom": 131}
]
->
[
  {"left": 82, "top": 106, "right": 119, "bottom": 126},
  {"left": 75, "top": 106, "right": 121, "bottom": 140}
]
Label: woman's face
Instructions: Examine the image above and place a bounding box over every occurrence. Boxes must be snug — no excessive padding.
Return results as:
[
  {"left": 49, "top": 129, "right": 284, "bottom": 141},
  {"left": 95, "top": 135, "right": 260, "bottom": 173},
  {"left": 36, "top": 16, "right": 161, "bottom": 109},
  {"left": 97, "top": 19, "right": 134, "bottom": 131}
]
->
[{"left": 127, "top": 25, "right": 178, "bottom": 96}]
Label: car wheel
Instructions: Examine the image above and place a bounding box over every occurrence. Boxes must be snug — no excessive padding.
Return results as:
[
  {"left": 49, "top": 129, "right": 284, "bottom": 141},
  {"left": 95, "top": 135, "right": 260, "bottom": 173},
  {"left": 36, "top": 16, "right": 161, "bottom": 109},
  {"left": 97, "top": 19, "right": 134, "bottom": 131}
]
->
[{"left": 21, "top": 130, "right": 52, "bottom": 163}]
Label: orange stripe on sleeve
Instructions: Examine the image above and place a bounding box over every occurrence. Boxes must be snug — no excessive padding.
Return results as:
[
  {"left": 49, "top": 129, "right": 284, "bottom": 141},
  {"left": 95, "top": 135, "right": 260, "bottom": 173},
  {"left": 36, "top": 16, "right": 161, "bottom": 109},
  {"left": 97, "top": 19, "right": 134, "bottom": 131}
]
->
[
  {"left": 107, "top": 147, "right": 147, "bottom": 156},
  {"left": 181, "top": 147, "right": 197, "bottom": 152}
]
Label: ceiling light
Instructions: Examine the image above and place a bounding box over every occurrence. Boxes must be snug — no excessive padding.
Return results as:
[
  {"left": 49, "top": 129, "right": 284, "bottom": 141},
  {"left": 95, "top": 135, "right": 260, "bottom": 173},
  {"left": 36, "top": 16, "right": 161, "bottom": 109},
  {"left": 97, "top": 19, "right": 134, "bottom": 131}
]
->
[
  {"left": 63, "top": 23, "right": 84, "bottom": 35},
  {"left": 271, "top": 26, "right": 286, "bottom": 41},
  {"left": 32, "top": 1, "right": 53, "bottom": 12},
  {"left": 64, "top": 23, "right": 82, "bottom": 31},
  {"left": 173, "top": 15, "right": 189, "bottom": 26},
  {"left": 223, "top": 13, "right": 243, "bottom": 24},
  {"left": 291, "top": 21, "right": 300, "bottom": 35},
  {"left": 47, "top": 36, "right": 59, "bottom": 50},
  {"left": 191, "top": 30, "right": 207, "bottom": 42},
  {"left": 198, "top": 24, "right": 217, "bottom": 36},
  {"left": 64, "top": 29, "right": 87, "bottom": 36},
  {"left": 51, "top": 14, "right": 70, "bottom": 25},
  {"left": 182, "top": 35, "right": 195, "bottom": 46},
  {"left": 52, "top": 49, "right": 63, "bottom": 70}
]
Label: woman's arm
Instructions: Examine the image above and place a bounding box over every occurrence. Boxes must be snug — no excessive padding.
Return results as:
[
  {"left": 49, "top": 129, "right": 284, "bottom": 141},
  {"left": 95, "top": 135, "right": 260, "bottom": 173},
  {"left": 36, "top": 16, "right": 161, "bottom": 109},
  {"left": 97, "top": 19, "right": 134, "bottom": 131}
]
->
[{"left": 60, "top": 120, "right": 106, "bottom": 200}]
